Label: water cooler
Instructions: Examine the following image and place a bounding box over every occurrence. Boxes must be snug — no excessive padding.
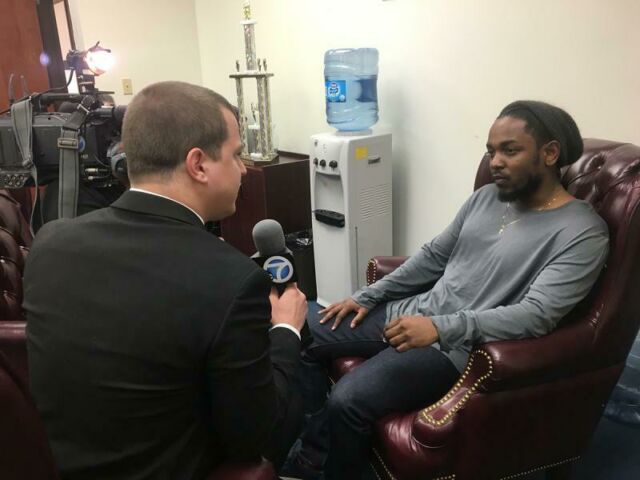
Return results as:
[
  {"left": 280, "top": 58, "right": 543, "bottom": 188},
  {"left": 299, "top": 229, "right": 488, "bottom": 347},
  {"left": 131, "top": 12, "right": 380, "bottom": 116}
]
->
[{"left": 311, "top": 131, "right": 392, "bottom": 306}]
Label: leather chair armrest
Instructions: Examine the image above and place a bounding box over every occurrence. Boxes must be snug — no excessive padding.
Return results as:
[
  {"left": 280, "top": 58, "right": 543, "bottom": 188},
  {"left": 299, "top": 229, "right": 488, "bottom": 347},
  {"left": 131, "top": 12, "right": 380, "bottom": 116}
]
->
[
  {"left": 0, "top": 321, "right": 28, "bottom": 387},
  {"left": 206, "top": 458, "right": 278, "bottom": 480},
  {"left": 367, "top": 256, "right": 408, "bottom": 285},
  {"left": 477, "top": 322, "right": 593, "bottom": 392},
  {"left": 412, "top": 348, "right": 493, "bottom": 447},
  {"left": 411, "top": 323, "right": 593, "bottom": 446}
]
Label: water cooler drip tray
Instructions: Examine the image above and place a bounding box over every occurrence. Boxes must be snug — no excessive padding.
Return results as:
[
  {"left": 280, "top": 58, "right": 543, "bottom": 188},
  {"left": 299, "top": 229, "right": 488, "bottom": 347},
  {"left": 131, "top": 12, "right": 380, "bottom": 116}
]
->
[{"left": 314, "top": 209, "right": 345, "bottom": 228}]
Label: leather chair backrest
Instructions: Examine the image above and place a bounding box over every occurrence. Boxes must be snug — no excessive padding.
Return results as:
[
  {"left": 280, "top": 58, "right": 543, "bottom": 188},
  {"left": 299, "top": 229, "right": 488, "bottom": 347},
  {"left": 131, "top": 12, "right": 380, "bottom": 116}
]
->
[
  {"left": 5, "top": 188, "right": 36, "bottom": 236},
  {"left": 0, "top": 351, "right": 58, "bottom": 479},
  {"left": 0, "top": 190, "right": 33, "bottom": 320},
  {"left": 0, "top": 190, "right": 33, "bottom": 249},
  {"left": 474, "top": 139, "right": 640, "bottom": 369}
]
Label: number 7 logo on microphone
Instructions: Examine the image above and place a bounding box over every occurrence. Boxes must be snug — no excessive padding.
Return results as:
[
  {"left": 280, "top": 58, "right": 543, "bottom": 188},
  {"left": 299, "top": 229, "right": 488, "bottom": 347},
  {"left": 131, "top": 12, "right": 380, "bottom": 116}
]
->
[{"left": 263, "top": 256, "right": 294, "bottom": 283}]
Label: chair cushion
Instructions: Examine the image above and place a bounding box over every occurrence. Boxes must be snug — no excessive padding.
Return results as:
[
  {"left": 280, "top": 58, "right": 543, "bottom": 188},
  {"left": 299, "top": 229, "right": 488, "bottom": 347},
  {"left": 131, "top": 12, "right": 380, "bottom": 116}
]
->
[{"left": 329, "top": 357, "right": 365, "bottom": 381}]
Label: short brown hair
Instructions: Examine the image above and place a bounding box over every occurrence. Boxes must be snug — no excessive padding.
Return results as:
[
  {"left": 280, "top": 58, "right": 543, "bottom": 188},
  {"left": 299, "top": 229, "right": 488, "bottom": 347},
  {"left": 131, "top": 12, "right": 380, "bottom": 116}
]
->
[{"left": 122, "top": 81, "right": 235, "bottom": 180}]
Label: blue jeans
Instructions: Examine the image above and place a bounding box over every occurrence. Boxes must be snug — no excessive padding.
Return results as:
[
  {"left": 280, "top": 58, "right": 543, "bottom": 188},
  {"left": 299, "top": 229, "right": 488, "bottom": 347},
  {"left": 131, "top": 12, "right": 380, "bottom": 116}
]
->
[{"left": 297, "top": 302, "right": 460, "bottom": 480}]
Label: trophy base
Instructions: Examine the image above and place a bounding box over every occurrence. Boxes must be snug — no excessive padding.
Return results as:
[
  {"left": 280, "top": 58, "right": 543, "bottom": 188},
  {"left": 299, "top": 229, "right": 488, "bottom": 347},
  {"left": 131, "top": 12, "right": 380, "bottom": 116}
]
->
[{"left": 241, "top": 152, "right": 279, "bottom": 164}]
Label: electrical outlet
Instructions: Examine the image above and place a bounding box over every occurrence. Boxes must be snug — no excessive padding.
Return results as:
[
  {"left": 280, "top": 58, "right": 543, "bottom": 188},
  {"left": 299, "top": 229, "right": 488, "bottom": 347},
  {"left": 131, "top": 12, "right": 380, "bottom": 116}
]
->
[{"left": 122, "top": 78, "right": 133, "bottom": 95}]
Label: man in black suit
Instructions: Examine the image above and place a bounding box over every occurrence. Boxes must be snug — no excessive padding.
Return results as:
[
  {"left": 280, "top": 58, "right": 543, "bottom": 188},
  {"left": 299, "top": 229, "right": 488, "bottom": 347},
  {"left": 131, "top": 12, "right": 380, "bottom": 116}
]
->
[{"left": 24, "top": 81, "right": 307, "bottom": 479}]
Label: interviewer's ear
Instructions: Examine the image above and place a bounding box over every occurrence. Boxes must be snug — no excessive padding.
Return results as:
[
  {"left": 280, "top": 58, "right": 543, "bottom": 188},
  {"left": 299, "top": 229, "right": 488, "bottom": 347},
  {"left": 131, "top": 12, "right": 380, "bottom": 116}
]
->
[{"left": 184, "top": 147, "right": 210, "bottom": 184}]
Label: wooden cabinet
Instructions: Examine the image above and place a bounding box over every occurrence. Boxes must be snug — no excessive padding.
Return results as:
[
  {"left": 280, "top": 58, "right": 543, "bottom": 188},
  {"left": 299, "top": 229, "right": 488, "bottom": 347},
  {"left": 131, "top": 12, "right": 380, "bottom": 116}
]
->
[
  {"left": 0, "top": 0, "right": 66, "bottom": 111},
  {"left": 220, "top": 153, "right": 311, "bottom": 255}
]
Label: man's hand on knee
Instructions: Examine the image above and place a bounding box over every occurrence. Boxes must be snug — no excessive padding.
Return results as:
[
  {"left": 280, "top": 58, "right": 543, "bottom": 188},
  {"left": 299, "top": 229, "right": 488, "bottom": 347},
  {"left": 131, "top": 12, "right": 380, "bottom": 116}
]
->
[
  {"left": 384, "top": 316, "right": 439, "bottom": 352},
  {"left": 319, "top": 298, "right": 370, "bottom": 330}
]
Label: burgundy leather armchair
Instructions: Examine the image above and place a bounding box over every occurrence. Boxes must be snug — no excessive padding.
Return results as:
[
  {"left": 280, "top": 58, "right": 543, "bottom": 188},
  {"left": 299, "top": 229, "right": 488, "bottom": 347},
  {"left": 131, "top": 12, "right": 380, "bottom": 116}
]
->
[{"left": 331, "top": 139, "right": 640, "bottom": 480}]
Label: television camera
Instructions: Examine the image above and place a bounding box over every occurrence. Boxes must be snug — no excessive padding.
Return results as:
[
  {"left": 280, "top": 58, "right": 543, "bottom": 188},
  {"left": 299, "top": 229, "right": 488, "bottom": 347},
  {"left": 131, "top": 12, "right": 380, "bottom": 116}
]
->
[{"left": 0, "top": 43, "right": 126, "bottom": 221}]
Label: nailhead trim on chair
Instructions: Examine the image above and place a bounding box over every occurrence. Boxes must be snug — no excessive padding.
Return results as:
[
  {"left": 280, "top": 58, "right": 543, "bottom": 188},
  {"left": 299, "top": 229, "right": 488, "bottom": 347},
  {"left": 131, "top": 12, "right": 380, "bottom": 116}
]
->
[
  {"left": 371, "top": 446, "right": 577, "bottom": 480},
  {"left": 372, "top": 447, "right": 456, "bottom": 480},
  {"left": 0, "top": 256, "right": 19, "bottom": 268},
  {"left": 372, "top": 464, "right": 383, "bottom": 480},
  {"left": 421, "top": 350, "right": 494, "bottom": 426},
  {"left": 367, "top": 259, "right": 377, "bottom": 285},
  {"left": 372, "top": 447, "right": 396, "bottom": 479},
  {"left": 498, "top": 456, "right": 580, "bottom": 479},
  {"left": 372, "top": 446, "right": 577, "bottom": 480}
]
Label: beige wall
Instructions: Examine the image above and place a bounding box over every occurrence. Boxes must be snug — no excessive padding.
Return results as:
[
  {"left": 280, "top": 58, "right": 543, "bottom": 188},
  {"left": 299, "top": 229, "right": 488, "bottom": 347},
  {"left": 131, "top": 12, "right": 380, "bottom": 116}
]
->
[
  {"left": 67, "top": 0, "right": 202, "bottom": 105},
  {"left": 195, "top": 0, "right": 640, "bottom": 254},
  {"left": 70, "top": 0, "right": 640, "bottom": 255}
]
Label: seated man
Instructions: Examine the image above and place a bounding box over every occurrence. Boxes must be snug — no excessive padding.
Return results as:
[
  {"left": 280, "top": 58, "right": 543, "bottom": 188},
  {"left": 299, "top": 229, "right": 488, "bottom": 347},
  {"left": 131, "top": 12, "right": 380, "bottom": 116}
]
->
[
  {"left": 25, "top": 81, "right": 307, "bottom": 480},
  {"left": 287, "top": 100, "right": 610, "bottom": 479}
]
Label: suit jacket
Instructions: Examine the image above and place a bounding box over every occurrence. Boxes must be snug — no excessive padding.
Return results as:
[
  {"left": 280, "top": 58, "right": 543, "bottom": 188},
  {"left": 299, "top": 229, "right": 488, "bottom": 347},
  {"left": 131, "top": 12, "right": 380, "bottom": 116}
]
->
[{"left": 24, "top": 191, "right": 301, "bottom": 480}]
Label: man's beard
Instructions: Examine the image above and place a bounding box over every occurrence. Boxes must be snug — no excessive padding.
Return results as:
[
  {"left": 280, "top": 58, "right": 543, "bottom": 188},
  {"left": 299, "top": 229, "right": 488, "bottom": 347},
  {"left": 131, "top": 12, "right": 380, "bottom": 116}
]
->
[
  {"left": 497, "top": 171, "right": 543, "bottom": 202},
  {"left": 496, "top": 152, "right": 544, "bottom": 202}
]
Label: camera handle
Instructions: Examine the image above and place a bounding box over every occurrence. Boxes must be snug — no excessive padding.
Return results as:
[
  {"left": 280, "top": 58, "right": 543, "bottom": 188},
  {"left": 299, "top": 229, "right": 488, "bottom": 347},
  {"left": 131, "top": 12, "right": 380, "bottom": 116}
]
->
[{"left": 57, "top": 95, "right": 95, "bottom": 219}]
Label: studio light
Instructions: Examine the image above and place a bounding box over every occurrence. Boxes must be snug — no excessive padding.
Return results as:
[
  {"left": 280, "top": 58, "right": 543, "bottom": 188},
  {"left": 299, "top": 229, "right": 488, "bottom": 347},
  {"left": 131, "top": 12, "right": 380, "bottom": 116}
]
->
[{"left": 85, "top": 45, "right": 114, "bottom": 75}]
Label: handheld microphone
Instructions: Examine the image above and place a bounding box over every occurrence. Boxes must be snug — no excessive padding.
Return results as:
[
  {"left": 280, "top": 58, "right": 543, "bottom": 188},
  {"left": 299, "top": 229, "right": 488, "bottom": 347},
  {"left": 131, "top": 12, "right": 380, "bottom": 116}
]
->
[
  {"left": 251, "top": 219, "right": 298, "bottom": 286},
  {"left": 252, "top": 219, "right": 312, "bottom": 346}
]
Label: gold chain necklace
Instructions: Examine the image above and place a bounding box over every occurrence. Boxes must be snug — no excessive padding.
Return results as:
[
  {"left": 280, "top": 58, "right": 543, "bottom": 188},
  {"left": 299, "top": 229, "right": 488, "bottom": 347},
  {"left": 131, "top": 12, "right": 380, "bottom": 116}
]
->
[
  {"left": 498, "top": 193, "right": 559, "bottom": 235},
  {"left": 499, "top": 203, "right": 518, "bottom": 234}
]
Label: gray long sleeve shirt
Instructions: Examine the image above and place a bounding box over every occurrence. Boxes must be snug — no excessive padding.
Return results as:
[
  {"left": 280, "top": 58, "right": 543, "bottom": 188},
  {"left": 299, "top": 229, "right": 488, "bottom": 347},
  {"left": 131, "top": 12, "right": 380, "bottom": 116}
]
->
[{"left": 352, "top": 184, "right": 609, "bottom": 371}]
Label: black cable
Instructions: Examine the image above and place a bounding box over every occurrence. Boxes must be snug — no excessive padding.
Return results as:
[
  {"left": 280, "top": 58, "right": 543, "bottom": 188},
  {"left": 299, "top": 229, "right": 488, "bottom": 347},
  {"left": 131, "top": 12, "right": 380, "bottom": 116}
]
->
[
  {"left": 7, "top": 73, "right": 15, "bottom": 104},
  {"left": 0, "top": 69, "right": 76, "bottom": 115}
]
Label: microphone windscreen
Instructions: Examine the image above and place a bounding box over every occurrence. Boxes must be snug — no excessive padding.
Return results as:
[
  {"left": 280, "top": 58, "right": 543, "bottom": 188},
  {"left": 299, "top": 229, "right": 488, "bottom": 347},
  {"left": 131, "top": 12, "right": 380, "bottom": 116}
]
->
[{"left": 252, "top": 219, "right": 286, "bottom": 256}]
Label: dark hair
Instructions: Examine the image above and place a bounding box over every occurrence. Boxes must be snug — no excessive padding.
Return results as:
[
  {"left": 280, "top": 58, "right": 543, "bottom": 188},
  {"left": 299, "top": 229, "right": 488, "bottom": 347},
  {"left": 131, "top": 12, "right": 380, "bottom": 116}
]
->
[
  {"left": 97, "top": 93, "right": 115, "bottom": 106},
  {"left": 122, "top": 81, "right": 236, "bottom": 180},
  {"left": 498, "top": 100, "right": 583, "bottom": 168}
]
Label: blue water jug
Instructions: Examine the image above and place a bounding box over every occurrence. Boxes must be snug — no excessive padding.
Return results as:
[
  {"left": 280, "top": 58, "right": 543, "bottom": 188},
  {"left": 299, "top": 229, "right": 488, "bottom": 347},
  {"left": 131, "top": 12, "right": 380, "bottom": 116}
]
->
[{"left": 324, "top": 48, "right": 379, "bottom": 131}]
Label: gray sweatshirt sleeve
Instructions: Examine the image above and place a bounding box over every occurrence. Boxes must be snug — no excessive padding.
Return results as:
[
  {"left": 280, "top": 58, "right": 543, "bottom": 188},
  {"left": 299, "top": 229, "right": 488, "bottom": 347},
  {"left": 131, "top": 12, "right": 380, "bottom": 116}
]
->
[
  {"left": 352, "top": 195, "right": 473, "bottom": 309},
  {"left": 430, "top": 230, "right": 609, "bottom": 351}
]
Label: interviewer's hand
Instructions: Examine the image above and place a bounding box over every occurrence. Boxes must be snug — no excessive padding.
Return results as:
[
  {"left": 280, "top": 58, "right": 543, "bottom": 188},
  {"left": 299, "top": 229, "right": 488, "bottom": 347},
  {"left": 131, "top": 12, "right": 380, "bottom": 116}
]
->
[
  {"left": 319, "top": 298, "right": 370, "bottom": 330},
  {"left": 270, "top": 283, "right": 307, "bottom": 332},
  {"left": 384, "top": 316, "right": 439, "bottom": 353}
]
